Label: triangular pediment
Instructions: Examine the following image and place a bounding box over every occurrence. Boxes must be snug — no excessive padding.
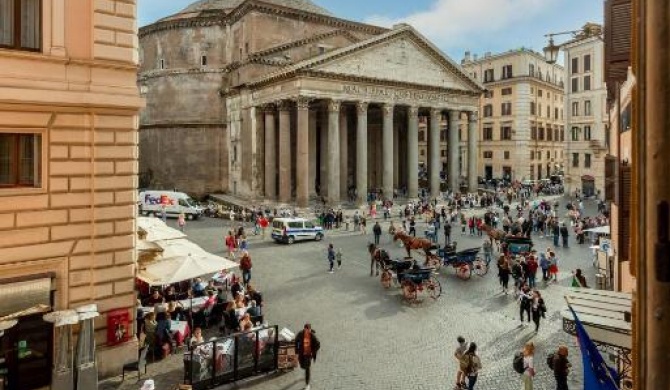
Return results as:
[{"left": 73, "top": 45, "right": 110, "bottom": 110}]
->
[{"left": 310, "top": 32, "right": 479, "bottom": 92}]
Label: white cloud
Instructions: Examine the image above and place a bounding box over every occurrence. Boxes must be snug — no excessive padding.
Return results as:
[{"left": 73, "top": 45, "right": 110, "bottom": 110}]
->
[{"left": 365, "top": 0, "right": 558, "bottom": 48}]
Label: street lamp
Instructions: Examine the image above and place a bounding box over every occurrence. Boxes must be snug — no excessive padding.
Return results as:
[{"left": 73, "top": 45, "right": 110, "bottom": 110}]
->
[{"left": 543, "top": 37, "right": 560, "bottom": 64}]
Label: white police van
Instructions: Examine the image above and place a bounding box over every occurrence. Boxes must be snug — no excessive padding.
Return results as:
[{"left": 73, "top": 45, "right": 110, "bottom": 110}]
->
[{"left": 271, "top": 217, "right": 324, "bottom": 244}]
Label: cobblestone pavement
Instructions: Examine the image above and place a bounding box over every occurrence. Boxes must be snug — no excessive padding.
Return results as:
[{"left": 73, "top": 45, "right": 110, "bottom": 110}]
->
[{"left": 101, "top": 196, "right": 598, "bottom": 390}]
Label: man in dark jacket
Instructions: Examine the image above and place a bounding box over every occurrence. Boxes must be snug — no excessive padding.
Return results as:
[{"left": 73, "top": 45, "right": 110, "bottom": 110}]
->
[
  {"left": 372, "top": 222, "right": 382, "bottom": 245},
  {"left": 296, "top": 323, "right": 321, "bottom": 390},
  {"left": 559, "top": 223, "right": 569, "bottom": 248},
  {"left": 444, "top": 223, "right": 452, "bottom": 245},
  {"left": 553, "top": 345, "right": 571, "bottom": 390}
]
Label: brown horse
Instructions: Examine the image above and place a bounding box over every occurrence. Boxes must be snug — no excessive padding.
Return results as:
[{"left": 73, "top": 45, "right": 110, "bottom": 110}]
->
[
  {"left": 481, "top": 224, "right": 506, "bottom": 249},
  {"left": 392, "top": 231, "right": 441, "bottom": 268}
]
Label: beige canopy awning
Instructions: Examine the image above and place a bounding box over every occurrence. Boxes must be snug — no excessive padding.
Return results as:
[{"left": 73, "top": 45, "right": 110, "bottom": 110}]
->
[
  {"left": 137, "top": 217, "right": 186, "bottom": 242},
  {"left": 137, "top": 252, "right": 238, "bottom": 286},
  {"left": 562, "top": 288, "right": 632, "bottom": 349}
]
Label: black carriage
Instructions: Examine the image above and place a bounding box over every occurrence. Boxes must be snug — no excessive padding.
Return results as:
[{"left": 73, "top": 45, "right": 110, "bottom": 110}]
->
[
  {"left": 438, "top": 245, "right": 488, "bottom": 280},
  {"left": 502, "top": 236, "right": 534, "bottom": 256},
  {"left": 379, "top": 258, "right": 442, "bottom": 302}
]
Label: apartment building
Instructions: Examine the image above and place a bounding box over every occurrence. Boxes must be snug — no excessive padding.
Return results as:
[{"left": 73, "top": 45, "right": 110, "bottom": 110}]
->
[
  {"left": 462, "top": 49, "right": 565, "bottom": 182},
  {"left": 563, "top": 23, "right": 608, "bottom": 197},
  {"left": 0, "top": 0, "right": 143, "bottom": 385}
]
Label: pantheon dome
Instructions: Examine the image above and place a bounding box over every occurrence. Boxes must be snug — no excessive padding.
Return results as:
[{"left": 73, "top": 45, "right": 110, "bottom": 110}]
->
[{"left": 159, "top": 0, "right": 333, "bottom": 21}]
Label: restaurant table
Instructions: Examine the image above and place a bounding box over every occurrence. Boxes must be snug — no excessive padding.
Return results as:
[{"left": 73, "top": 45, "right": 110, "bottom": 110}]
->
[{"left": 140, "top": 296, "right": 209, "bottom": 315}]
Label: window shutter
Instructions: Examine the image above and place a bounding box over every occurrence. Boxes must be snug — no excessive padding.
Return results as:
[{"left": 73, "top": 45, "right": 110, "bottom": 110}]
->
[
  {"left": 618, "top": 164, "right": 632, "bottom": 262},
  {"left": 604, "top": 0, "right": 632, "bottom": 103}
]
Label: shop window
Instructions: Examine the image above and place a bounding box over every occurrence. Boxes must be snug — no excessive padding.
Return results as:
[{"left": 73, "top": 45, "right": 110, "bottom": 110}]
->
[
  {"left": 0, "top": 133, "right": 42, "bottom": 188},
  {"left": 0, "top": 0, "right": 41, "bottom": 51}
]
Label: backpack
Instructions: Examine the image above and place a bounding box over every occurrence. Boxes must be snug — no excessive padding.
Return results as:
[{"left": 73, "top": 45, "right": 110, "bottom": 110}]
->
[
  {"left": 546, "top": 353, "right": 555, "bottom": 370},
  {"left": 513, "top": 352, "right": 525, "bottom": 374}
]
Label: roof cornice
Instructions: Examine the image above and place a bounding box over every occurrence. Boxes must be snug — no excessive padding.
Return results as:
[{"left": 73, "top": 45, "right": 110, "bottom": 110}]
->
[{"left": 139, "top": 0, "right": 387, "bottom": 39}]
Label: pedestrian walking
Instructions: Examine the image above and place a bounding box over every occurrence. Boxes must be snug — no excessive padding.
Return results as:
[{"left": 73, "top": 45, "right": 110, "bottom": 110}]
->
[
  {"left": 482, "top": 239, "right": 493, "bottom": 265},
  {"left": 459, "top": 342, "right": 482, "bottom": 390},
  {"left": 161, "top": 205, "right": 167, "bottom": 223},
  {"left": 373, "top": 222, "right": 382, "bottom": 245},
  {"left": 327, "top": 243, "right": 335, "bottom": 273},
  {"left": 548, "top": 251, "right": 559, "bottom": 282},
  {"left": 539, "top": 253, "right": 550, "bottom": 282},
  {"left": 550, "top": 346, "right": 571, "bottom": 390},
  {"left": 518, "top": 284, "right": 532, "bottom": 326},
  {"left": 526, "top": 254, "right": 538, "bottom": 288},
  {"left": 239, "top": 250, "right": 252, "bottom": 285},
  {"left": 498, "top": 255, "right": 511, "bottom": 294},
  {"left": 360, "top": 216, "right": 367, "bottom": 235},
  {"left": 552, "top": 222, "right": 560, "bottom": 248},
  {"left": 409, "top": 217, "right": 416, "bottom": 237},
  {"left": 259, "top": 215, "right": 269, "bottom": 239},
  {"left": 444, "top": 223, "right": 452, "bottom": 245},
  {"left": 178, "top": 212, "right": 186, "bottom": 232},
  {"left": 453, "top": 336, "right": 469, "bottom": 389},
  {"left": 225, "top": 231, "right": 236, "bottom": 260},
  {"left": 296, "top": 323, "right": 320, "bottom": 390},
  {"left": 560, "top": 223, "right": 569, "bottom": 248},
  {"left": 521, "top": 342, "right": 535, "bottom": 390},
  {"left": 530, "top": 290, "right": 546, "bottom": 333}
]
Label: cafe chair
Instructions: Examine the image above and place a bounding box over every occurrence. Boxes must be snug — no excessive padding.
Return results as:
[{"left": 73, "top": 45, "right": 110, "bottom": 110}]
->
[{"left": 122, "top": 345, "right": 148, "bottom": 381}]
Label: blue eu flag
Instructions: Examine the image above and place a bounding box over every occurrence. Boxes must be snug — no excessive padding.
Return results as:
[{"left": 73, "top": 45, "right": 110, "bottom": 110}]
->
[{"left": 569, "top": 306, "right": 620, "bottom": 390}]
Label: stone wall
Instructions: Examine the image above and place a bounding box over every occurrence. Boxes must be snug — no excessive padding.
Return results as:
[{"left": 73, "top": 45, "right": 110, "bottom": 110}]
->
[{"left": 139, "top": 126, "right": 228, "bottom": 196}]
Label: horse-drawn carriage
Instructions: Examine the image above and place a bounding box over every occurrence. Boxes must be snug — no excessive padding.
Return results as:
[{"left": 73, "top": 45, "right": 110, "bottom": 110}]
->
[
  {"left": 502, "top": 236, "right": 534, "bottom": 256},
  {"left": 379, "top": 257, "right": 442, "bottom": 302},
  {"left": 438, "top": 244, "right": 488, "bottom": 280}
]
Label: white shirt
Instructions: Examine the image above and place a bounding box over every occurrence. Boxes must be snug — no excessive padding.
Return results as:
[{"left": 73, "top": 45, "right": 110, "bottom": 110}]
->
[{"left": 523, "top": 355, "right": 534, "bottom": 376}]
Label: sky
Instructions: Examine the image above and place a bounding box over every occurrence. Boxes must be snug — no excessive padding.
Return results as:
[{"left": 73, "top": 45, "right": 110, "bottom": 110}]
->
[{"left": 138, "top": 0, "right": 603, "bottom": 61}]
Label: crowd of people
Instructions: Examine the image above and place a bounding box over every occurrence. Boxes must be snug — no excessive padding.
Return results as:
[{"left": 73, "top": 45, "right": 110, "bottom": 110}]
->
[{"left": 453, "top": 336, "right": 572, "bottom": 390}]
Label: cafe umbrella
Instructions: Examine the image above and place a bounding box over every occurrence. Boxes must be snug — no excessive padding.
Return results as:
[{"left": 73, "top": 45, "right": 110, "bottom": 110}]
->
[{"left": 137, "top": 252, "right": 239, "bottom": 330}]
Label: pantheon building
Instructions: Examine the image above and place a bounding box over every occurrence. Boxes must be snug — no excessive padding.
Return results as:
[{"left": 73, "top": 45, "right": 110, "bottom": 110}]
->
[{"left": 139, "top": 0, "right": 483, "bottom": 206}]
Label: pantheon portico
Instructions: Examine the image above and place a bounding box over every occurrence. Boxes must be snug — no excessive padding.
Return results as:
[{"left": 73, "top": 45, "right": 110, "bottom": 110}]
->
[{"left": 227, "top": 25, "right": 483, "bottom": 206}]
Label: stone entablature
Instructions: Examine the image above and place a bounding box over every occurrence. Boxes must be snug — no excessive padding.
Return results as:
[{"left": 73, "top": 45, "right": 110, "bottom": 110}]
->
[{"left": 246, "top": 78, "right": 479, "bottom": 112}]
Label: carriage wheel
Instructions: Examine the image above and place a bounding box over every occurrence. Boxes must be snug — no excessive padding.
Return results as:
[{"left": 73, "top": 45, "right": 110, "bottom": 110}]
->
[
  {"left": 401, "top": 280, "right": 418, "bottom": 302},
  {"left": 380, "top": 270, "right": 392, "bottom": 289},
  {"left": 473, "top": 259, "right": 489, "bottom": 277},
  {"left": 426, "top": 276, "right": 442, "bottom": 300},
  {"left": 427, "top": 255, "right": 442, "bottom": 271},
  {"left": 456, "top": 264, "right": 472, "bottom": 280}
]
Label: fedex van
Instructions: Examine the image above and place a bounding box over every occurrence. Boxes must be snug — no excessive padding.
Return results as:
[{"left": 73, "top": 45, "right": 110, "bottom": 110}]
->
[
  {"left": 138, "top": 190, "right": 203, "bottom": 220},
  {"left": 271, "top": 218, "right": 324, "bottom": 244}
]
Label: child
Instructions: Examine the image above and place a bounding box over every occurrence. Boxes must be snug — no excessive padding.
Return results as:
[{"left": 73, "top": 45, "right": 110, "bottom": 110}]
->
[{"left": 336, "top": 249, "right": 343, "bottom": 269}]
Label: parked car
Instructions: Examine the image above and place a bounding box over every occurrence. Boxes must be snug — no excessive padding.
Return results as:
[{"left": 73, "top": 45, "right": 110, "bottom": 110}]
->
[
  {"left": 139, "top": 190, "right": 203, "bottom": 220},
  {"left": 271, "top": 218, "right": 323, "bottom": 244}
]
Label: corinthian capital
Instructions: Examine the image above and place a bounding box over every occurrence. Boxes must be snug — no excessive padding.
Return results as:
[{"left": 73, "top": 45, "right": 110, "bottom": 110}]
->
[
  {"left": 408, "top": 105, "right": 419, "bottom": 116},
  {"left": 382, "top": 103, "right": 394, "bottom": 116},
  {"left": 277, "top": 100, "right": 293, "bottom": 112},
  {"left": 296, "top": 96, "right": 311, "bottom": 110},
  {"left": 328, "top": 100, "right": 341, "bottom": 113},
  {"left": 356, "top": 101, "right": 369, "bottom": 114}
]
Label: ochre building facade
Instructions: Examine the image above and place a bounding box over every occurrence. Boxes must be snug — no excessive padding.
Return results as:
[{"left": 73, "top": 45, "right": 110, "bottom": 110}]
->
[
  {"left": 0, "top": 0, "right": 142, "bottom": 385},
  {"left": 139, "top": 0, "right": 483, "bottom": 204},
  {"left": 461, "top": 49, "right": 565, "bottom": 183}
]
